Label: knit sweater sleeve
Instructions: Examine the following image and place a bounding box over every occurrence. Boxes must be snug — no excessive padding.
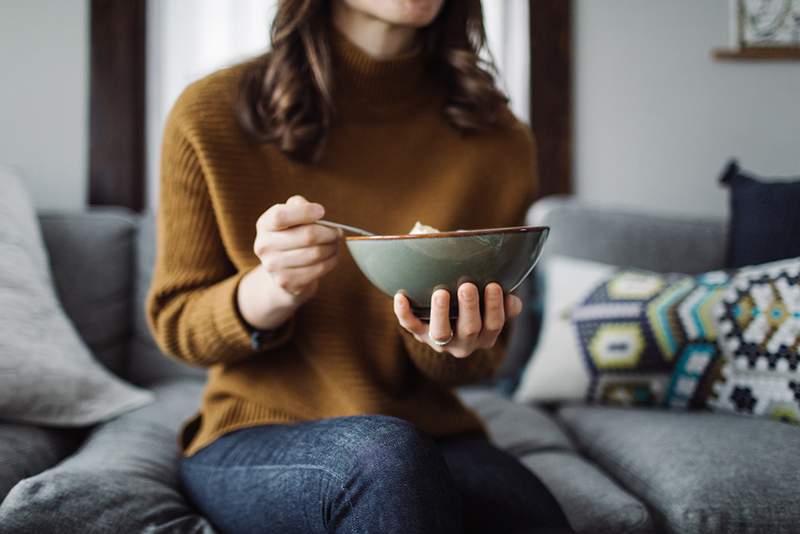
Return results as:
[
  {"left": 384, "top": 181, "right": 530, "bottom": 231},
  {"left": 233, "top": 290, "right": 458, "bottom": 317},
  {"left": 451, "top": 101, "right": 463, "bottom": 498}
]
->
[
  {"left": 401, "top": 121, "right": 539, "bottom": 388},
  {"left": 146, "top": 115, "right": 293, "bottom": 367}
]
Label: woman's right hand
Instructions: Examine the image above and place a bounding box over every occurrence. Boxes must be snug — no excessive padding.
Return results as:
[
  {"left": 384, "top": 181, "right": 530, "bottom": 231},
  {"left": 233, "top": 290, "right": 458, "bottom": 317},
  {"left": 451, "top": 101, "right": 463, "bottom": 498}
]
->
[{"left": 237, "top": 195, "right": 341, "bottom": 331}]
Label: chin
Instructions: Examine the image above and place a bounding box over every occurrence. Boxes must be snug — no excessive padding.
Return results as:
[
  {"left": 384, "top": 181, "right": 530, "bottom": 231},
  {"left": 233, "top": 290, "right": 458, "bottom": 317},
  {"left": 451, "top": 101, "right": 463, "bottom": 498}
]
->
[{"left": 370, "top": 0, "right": 445, "bottom": 27}]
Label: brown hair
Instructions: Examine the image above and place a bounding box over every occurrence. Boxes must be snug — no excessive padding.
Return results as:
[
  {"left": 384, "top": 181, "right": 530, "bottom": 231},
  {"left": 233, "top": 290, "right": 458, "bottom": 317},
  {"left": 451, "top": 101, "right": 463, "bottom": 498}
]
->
[{"left": 237, "top": 0, "right": 509, "bottom": 163}]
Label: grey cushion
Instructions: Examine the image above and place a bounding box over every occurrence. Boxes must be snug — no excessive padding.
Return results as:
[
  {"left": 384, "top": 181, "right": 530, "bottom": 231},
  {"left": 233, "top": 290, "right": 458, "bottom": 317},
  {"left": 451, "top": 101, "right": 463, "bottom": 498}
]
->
[
  {"left": 558, "top": 405, "right": 800, "bottom": 534},
  {"left": 458, "top": 388, "right": 575, "bottom": 454},
  {"left": 0, "top": 379, "right": 215, "bottom": 533},
  {"left": 39, "top": 210, "right": 137, "bottom": 376},
  {"left": 0, "top": 168, "right": 152, "bottom": 426},
  {"left": 528, "top": 196, "right": 727, "bottom": 274},
  {"left": 458, "top": 389, "right": 654, "bottom": 534},
  {"left": 520, "top": 451, "right": 654, "bottom": 534},
  {"left": 128, "top": 212, "right": 206, "bottom": 385},
  {"left": 0, "top": 423, "right": 83, "bottom": 502}
]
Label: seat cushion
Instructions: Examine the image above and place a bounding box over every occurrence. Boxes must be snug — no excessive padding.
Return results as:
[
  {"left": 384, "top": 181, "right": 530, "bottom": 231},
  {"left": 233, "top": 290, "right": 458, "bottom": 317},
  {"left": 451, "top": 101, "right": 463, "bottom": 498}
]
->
[
  {"left": 0, "top": 423, "right": 83, "bottom": 502},
  {"left": 458, "top": 389, "right": 654, "bottom": 534},
  {"left": 558, "top": 405, "right": 800, "bottom": 534},
  {"left": 0, "top": 380, "right": 215, "bottom": 533}
]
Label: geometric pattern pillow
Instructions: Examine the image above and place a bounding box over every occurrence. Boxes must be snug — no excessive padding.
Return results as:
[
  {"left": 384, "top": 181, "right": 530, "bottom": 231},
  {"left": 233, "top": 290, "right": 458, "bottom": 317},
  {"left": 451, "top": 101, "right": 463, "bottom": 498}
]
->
[
  {"left": 515, "top": 255, "right": 729, "bottom": 407},
  {"left": 705, "top": 258, "right": 800, "bottom": 422},
  {"left": 573, "top": 269, "right": 729, "bottom": 407}
]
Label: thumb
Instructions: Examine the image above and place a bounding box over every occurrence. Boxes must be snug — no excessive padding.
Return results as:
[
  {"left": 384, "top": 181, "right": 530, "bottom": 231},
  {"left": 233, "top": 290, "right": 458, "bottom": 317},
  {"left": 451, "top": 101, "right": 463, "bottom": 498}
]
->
[{"left": 286, "top": 195, "right": 308, "bottom": 206}]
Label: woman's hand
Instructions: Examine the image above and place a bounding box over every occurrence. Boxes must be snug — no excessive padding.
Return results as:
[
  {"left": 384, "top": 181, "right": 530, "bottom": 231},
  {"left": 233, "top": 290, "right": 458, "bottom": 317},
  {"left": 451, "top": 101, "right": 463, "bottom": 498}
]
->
[
  {"left": 238, "top": 195, "right": 341, "bottom": 331},
  {"left": 393, "top": 282, "right": 523, "bottom": 358}
]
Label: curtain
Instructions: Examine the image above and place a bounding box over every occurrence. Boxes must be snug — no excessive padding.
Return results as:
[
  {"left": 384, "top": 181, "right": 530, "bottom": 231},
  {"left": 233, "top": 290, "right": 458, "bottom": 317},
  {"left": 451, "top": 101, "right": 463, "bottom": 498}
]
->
[
  {"left": 482, "top": 0, "right": 531, "bottom": 123},
  {"left": 146, "top": 0, "right": 277, "bottom": 209},
  {"left": 145, "top": 0, "right": 531, "bottom": 208}
]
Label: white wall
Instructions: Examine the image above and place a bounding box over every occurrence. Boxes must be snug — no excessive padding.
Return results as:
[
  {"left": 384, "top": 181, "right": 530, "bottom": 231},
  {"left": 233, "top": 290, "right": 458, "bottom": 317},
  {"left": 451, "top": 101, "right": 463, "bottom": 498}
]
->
[
  {"left": 574, "top": 0, "right": 800, "bottom": 218},
  {"left": 0, "top": 0, "right": 88, "bottom": 210}
]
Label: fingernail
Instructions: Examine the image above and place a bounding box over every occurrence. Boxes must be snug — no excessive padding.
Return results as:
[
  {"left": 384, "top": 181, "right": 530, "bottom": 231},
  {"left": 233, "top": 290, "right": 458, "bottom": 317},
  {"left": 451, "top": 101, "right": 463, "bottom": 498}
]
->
[
  {"left": 312, "top": 204, "right": 325, "bottom": 217},
  {"left": 434, "top": 291, "right": 448, "bottom": 306}
]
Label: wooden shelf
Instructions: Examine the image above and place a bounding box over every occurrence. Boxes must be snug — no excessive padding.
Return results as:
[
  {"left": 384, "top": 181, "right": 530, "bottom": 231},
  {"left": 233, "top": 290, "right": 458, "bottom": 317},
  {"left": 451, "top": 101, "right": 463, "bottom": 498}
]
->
[{"left": 713, "top": 47, "right": 800, "bottom": 61}]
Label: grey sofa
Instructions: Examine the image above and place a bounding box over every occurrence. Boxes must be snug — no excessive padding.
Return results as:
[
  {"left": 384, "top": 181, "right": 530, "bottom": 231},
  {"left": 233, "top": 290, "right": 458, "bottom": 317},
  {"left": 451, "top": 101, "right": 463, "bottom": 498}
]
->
[{"left": 1, "top": 197, "right": 798, "bottom": 534}]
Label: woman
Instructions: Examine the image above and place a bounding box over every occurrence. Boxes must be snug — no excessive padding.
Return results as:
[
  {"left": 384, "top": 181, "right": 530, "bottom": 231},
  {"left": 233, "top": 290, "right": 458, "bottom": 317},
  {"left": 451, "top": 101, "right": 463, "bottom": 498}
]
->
[{"left": 148, "top": 0, "right": 567, "bottom": 532}]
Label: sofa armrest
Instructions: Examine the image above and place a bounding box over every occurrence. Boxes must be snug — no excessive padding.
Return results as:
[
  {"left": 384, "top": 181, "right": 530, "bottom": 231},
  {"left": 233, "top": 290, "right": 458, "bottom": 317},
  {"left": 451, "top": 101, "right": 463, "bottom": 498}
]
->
[{"left": 528, "top": 196, "right": 728, "bottom": 274}]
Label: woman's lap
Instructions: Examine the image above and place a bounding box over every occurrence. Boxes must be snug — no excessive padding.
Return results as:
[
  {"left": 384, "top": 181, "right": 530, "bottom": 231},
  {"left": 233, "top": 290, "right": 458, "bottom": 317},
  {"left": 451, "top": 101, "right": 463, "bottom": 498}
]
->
[{"left": 179, "top": 415, "right": 566, "bottom": 534}]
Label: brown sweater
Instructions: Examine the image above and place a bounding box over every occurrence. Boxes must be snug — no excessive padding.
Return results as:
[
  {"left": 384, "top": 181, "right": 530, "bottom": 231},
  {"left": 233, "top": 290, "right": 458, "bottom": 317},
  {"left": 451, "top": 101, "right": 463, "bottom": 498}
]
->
[{"left": 147, "top": 32, "right": 538, "bottom": 457}]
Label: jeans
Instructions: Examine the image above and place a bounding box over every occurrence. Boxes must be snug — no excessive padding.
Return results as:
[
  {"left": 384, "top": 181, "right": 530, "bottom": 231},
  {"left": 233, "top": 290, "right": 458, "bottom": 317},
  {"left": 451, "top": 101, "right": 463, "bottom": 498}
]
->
[{"left": 179, "top": 415, "right": 567, "bottom": 534}]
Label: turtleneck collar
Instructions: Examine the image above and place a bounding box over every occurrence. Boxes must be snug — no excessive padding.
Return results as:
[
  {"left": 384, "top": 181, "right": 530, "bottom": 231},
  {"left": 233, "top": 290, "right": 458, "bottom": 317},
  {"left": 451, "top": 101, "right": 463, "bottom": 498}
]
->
[{"left": 331, "top": 27, "right": 435, "bottom": 120}]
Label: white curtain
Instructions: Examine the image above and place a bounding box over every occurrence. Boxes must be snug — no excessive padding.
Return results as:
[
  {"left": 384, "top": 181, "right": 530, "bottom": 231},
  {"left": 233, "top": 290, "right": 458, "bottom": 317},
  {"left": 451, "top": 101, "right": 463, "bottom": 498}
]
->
[
  {"left": 482, "top": 0, "right": 530, "bottom": 123},
  {"left": 146, "top": 0, "right": 277, "bottom": 209},
  {"left": 146, "top": 0, "right": 530, "bottom": 209}
]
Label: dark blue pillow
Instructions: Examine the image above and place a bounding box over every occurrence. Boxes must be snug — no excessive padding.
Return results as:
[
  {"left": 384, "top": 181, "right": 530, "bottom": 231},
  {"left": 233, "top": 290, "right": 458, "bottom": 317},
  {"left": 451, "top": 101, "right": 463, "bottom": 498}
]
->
[{"left": 720, "top": 160, "right": 800, "bottom": 268}]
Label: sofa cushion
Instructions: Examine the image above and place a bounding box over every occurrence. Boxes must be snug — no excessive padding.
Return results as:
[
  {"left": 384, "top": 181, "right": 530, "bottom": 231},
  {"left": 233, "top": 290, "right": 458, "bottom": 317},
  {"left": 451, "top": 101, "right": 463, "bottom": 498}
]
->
[
  {"left": 128, "top": 212, "right": 206, "bottom": 385},
  {"left": 557, "top": 405, "right": 800, "bottom": 534},
  {"left": 0, "top": 379, "right": 215, "bottom": 533},
  {"left": 0, "top": 167, "right": 152, "bottom": 426},
  {"left": 458, "top": 389, "right": 654, "bottom": 534},
  {"left": 39, "top": 210, "right": 137, "bottom": 376},
  {"left": 520, "top": 451, "right": 654, "bottom": 534},
  {"left": 458, "top": 388, "right": 575, "bottom": 454},
  {"left": 0, "top": 423, "right": 83, "bottom": 502},
  {"left": 721, "top": 160, "right": 800, "bottom": 268}
]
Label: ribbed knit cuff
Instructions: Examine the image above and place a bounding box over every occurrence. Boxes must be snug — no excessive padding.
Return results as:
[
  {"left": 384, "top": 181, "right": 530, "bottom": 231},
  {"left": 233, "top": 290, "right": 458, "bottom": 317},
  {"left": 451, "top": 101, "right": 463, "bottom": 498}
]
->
[
  {"left": 399, "top": 327, "right": 499, "bottom": 387},
  {"left": 209, "top": 271, "right": 295, "bottom": 360}
]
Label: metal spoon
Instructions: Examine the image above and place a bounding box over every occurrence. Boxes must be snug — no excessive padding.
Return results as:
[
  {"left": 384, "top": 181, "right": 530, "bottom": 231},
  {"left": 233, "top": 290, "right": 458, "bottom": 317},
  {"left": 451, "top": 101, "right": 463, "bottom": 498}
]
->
[{"left": 316, "top": 219, "right": 375, "bottom": 237}]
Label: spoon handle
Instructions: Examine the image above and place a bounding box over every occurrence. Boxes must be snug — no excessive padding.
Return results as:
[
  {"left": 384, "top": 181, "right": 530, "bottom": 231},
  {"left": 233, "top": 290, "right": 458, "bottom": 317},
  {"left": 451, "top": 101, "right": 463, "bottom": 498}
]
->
[{"left": 316, "top": 219, "right": 374, "bottom": 237}]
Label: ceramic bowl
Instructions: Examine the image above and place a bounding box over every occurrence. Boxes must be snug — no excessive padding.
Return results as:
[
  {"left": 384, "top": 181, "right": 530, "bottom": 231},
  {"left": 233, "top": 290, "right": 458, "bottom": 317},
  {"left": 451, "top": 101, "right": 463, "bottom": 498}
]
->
[{"left": 345, "top": 226, "right": 549, "bottom": 319}]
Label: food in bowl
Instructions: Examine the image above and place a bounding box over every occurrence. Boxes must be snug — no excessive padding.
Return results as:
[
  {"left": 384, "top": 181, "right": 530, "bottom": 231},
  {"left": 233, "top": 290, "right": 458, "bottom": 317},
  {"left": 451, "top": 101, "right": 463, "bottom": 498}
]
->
[{"left": 409, "top": 221, "right": 441, "bottom": 235}]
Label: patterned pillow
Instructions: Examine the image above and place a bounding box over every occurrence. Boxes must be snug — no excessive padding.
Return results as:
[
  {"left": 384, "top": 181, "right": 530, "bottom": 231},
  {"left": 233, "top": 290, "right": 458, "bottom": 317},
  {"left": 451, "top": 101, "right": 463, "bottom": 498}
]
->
[
  {"left": 705, "top": 258, "right": 800, "bottom": 422},
  {"left": 515, "top": 255, "right": 729, "bottom": 406},
  {"left": 515, "top": 255, "right": 800, "bottom": 421}
]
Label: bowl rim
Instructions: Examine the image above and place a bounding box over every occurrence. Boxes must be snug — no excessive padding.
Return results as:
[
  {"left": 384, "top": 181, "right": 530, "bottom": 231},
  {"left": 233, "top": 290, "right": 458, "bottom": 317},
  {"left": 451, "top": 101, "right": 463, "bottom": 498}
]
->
[{"left": 345, "top": 225, "right": 550, "bottom": 241}]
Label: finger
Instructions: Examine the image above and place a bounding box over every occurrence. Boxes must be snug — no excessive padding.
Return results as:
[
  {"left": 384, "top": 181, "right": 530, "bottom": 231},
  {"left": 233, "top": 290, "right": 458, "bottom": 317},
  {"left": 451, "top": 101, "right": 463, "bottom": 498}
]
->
[
  {"left": 259, "top": 223, "right": 340, "bottom": 252},
  {"left": 260, "top": 243, "right": 338, "bottom": 271},
  {"left": 393, "top": 293, "right": 427, "bottom": 337},
  {"left": 286, "top": 195, "right": 308, "bottom": 206},
  {"left": 428, "top": 289, "right": 452, "bottom": 344},
  {"left": 478, "top": 283, "right": 506, "bottom": 348},
  {"left": 455, "top": 283, "right": 482, "bottom": 342},
  {"left": 270, "top": 255, "right": 338, "bottom": 294},
  {"left": 257, "top": 201, "right": 325, "bottom": 231},
  {"left": 505, "top": 294, "right": 523, "bottom": 319}
]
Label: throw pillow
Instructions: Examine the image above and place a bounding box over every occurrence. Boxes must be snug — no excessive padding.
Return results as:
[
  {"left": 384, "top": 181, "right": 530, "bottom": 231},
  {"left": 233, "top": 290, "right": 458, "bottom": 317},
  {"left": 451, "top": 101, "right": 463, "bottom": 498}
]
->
[
  {"left": 720, "top": 160, "right": 800, "bottom": 268},
  {"left": 707, "top": 257, "right": 800, "bottom": 422},
  {"left": 0, "top": 165, "right": 153, "bottom": 425},
  {"left": 515, "top": 255, "right": 730, "bottom": 407}
]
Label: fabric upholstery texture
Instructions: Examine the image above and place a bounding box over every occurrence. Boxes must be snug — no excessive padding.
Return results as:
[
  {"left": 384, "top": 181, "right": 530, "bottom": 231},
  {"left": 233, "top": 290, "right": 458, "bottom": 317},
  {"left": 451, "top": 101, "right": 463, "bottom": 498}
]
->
[
  {"left": 558, "top": 405, "right": 800, "bottom": 534},
  {"left": 527, "top": 196, "right": 727, "bottom": 275},
  {"left": 458, "top": 389, "right": 654, "bottom": 534},
  {"left": 0, "top": 423, "right": 83, "bottom": 502},
  {"left": 0, "top": 167, "right": 152, "bottom": 426},
  {"left": 39, "top": 210, "right": 137, "bottom": 375},
  {"left": 721, "top": 160, "right": 800, "bottom": 268},
  {"left": 0, "top": 380, "right": 215, "bottom": 534}
]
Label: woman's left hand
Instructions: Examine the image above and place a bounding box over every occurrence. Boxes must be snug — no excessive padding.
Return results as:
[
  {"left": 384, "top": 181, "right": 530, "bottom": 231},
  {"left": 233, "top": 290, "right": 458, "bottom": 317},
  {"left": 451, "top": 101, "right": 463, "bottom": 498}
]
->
[{"left": 393, "top": 282, "right": 523, "bottom": 358}]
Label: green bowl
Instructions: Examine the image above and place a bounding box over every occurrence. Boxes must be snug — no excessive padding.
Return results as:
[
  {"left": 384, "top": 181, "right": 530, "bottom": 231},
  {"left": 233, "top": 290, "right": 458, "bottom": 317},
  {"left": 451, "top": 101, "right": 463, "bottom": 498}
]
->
[{"left": 345, "top": 226, "right": 549, "bottom": 319}]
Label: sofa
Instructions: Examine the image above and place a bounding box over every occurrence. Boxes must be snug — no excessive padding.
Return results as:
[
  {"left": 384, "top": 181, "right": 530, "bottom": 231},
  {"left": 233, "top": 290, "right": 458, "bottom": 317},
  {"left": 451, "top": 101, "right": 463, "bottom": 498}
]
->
[{"left": 1, "top": 196, "right": 798, "bottom": 534}]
